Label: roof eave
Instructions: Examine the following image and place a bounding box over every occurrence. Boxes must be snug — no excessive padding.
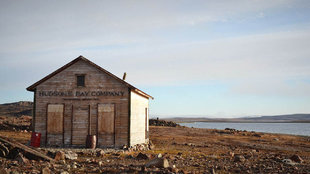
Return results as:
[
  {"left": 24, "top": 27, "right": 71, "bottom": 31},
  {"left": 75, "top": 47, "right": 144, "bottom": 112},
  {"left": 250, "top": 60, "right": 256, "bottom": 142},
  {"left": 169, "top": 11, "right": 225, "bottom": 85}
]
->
[{"left": 132, "top": 88, "right": 154, "bottom": 100}]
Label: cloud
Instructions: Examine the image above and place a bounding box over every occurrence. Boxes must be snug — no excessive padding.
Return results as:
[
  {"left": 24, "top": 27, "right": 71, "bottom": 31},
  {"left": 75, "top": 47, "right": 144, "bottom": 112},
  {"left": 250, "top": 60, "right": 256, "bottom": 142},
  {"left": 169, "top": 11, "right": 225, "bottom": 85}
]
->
[
  {"left": 3, "top": 28, "right": 309, "bottom": 97},
  {"left": 113, "top": 29, "right": 310, "bottom": 98},
  {"left": 0, "top": 0, "right": 303, "bottom": 53}
]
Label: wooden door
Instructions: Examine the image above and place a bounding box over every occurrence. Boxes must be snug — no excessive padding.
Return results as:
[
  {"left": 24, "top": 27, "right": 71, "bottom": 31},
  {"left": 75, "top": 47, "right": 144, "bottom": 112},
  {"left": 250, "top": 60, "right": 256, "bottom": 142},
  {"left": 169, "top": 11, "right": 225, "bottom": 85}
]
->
[
  {"left": 72, "top": 105, "right": 89, "bottom": 146},
  {"left": 46, "top": 104, "right": 64, "bottom": 146},
  {"left": 97, "top": 104, "right": 115, "bottom": 147}
]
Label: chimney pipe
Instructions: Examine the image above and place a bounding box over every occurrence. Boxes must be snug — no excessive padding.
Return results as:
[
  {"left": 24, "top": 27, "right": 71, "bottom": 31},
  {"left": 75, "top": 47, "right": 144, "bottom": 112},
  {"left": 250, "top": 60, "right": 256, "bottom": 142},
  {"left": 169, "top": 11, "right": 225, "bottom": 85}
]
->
[{"left": 122, "top": 72, "right": 127, "bottom": 80}]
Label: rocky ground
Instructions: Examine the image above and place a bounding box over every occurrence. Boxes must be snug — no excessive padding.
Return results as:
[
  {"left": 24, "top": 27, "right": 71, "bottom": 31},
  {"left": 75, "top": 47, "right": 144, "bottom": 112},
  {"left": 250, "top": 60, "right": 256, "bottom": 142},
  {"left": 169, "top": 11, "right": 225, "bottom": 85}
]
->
[{"left": 0, "top": 117, "right": 309, "bottom": 173}]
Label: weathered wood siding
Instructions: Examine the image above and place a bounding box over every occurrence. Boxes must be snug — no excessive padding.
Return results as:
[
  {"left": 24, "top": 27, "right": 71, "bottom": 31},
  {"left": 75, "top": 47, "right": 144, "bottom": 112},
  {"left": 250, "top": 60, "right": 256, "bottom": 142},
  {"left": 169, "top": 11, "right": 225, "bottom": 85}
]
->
[
  {"left": 130, "top": 91, "right": 149, "bottom": 146},
  {"left": 72, "top": 104, "right": 89, "bottom": 145},
  {"left": 34, "top": 60, "right": 129, "bottom": 148}
]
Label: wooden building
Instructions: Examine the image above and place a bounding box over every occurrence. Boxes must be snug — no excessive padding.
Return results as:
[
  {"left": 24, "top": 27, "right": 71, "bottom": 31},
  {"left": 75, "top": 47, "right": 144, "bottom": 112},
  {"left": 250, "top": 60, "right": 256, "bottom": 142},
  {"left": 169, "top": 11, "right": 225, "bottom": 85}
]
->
[{"left": 26, "top": 56, "right": 153, "bottom": 148}]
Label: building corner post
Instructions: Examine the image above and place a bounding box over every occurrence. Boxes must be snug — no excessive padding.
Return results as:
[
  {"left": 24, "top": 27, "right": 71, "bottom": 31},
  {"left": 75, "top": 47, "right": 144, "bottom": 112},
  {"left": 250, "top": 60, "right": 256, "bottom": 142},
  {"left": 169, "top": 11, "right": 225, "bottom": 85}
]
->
[
  {"left": 32, "top": 89, "right": 36, "bottom": 132},
  {"left": 128, "top": 88, "right": 131, "bottom": 147}
]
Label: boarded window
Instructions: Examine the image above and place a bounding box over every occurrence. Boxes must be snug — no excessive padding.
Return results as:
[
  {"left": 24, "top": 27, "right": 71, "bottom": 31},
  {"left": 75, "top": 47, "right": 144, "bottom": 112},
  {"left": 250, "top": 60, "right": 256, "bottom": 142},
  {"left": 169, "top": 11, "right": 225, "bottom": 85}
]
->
[
  {"left": 98, "top": 104, "right": 115, "bottom": 134},
  {"left": 97, "top": 104, "right": 115, "bottom": 147},
  {"left": 47, "top": 104, "right": 64, "bottom": 134},
  {"left": 77, "top": 75, "right": 85, "bottom": 87}
]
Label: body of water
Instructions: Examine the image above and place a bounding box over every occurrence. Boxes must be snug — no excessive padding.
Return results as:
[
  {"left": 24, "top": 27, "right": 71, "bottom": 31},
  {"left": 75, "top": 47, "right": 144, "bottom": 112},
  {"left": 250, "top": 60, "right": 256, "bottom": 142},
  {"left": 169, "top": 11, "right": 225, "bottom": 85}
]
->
[{"left": 179, "top": 122, "right": 310, "bottom": 136}]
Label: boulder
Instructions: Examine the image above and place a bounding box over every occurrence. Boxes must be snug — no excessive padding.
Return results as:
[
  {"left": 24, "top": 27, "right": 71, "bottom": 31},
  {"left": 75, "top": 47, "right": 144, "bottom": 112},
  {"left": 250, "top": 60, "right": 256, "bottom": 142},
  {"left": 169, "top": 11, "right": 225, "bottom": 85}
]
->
[{"left": 145, "top": 157, "right": 169, "bottom": 168}]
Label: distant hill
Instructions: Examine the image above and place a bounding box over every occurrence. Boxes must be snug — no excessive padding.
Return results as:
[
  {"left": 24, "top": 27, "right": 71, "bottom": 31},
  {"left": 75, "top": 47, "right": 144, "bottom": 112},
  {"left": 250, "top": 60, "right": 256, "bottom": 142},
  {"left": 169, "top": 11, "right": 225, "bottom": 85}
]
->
[
  {"left": 0, "top": 101, "right": 33, "bottom": 117},
  {"left": 162, "top": 114, "right": 310, "bottom": 123},
  {"left": 241, "top": 114, "right": 310, "bottom": 122}
]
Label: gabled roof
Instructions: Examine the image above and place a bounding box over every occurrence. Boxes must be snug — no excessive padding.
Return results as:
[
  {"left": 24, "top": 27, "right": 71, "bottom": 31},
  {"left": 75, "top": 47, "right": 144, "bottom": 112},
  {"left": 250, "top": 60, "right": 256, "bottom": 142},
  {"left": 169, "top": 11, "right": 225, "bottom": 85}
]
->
[{"left": 26, "top": 56, "right": 154, "bottom": 99}]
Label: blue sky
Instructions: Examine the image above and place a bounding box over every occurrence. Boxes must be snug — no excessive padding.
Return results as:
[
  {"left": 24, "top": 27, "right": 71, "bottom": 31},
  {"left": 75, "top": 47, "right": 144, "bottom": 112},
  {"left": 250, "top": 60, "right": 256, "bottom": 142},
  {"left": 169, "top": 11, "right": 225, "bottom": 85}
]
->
[{"left": 1, "top": 0, "right": 310, "bottom": 117}]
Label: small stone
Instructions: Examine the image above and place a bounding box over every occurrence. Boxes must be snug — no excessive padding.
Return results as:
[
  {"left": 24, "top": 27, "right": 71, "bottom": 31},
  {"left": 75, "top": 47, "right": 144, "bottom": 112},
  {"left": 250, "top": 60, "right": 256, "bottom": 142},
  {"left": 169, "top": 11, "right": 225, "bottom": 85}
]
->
[
  {"left": 145, "top": 157, "right": 169, "bottom": 168},
  {"left": 97, "top": 150, "right": 105, "bottom": 157},
  {"left": 98, "top": 161, "right": 103, "bottom": 166},
  {"left": 42, "top": 167, "right": 50, "bottom": 174},
  {"left": 122, "top": 145, "right": 128, "bottom": 150},
  {"left": 0, "top": 167, "right": 7, "bottom": 174},
  {"left": 65, "top": 151, "right": 78, "bottom": 160},
  {"left": 15, "top": 153, "right": 29, "bottom": 165},
  {"left": 234, "top": 155, "right": 245, "bottom": 162},
  {"left": 149, "top": 141, "right": 155, "bottom": 150},
  {"left": 125, "top": 154, "right": 134, "bottom": 159},
  {"left": 60, "top": 171, "right": 69, "bottom": 174},
  {"left": 282, "top": 159, "right": 296, "bottom": 165},
  {"left": 229, "top": 152, "right": 234, "bottom": 157},
  {"left": 136, "top": 152, "right": 149, "bottom": 160},
  {"left": 71, "top": 162, "right": 78, "bottom": 168},
  {"left": 253, "top": 133, "right": 261, "bottom": 137},
  {"left": 157, "top": 153, "right": 162, "bottom": 158},
  {"left": 55, "top": 151, "right": 65, "bottom": 161},
  {"left": 172, "top": 168, "right": 179, "bottom": 173}
]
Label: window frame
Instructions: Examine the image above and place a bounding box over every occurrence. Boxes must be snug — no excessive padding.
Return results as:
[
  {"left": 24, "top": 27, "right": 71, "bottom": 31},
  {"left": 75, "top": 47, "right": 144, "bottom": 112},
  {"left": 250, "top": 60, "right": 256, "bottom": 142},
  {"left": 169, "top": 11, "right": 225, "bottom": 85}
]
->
[{"left": 76, "top": 74, "right": 86, "bottom": 87}]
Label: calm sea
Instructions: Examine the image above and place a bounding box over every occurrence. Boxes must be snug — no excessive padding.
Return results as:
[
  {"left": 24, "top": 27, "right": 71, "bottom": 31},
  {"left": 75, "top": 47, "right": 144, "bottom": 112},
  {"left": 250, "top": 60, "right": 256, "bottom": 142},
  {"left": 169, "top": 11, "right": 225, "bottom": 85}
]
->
[{"left": 179, "top": 122, "right": 310, "bottom": 136}]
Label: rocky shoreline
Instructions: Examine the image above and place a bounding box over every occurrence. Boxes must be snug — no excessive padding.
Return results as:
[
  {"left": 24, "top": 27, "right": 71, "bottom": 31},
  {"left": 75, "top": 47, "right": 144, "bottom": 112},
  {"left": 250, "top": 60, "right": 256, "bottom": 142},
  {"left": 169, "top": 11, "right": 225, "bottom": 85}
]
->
[{"left": 149, "top": 118, "right": 180, "bottom": 127}]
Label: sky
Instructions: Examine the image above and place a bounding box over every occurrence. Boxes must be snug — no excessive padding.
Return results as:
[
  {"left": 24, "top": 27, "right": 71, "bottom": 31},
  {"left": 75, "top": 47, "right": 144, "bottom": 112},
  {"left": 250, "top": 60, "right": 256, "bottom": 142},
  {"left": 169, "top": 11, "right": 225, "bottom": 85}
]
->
[{"left": 1, "top": 0, "right": 310, "bottom": 117}]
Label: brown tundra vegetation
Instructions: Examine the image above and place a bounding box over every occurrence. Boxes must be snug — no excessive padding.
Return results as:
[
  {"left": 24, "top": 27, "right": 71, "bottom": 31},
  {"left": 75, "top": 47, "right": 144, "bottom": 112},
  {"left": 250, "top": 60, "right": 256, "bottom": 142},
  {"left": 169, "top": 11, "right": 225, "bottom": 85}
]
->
[{"left": 0, "top": 116, "right": 309, "bottom": 173}]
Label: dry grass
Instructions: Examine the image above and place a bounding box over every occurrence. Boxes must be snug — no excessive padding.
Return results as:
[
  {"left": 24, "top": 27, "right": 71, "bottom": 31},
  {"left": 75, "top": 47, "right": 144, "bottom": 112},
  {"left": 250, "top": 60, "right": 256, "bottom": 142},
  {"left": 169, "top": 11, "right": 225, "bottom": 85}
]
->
[{"left": 0, "top": 130, "right": 31, "bottom": 144}]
